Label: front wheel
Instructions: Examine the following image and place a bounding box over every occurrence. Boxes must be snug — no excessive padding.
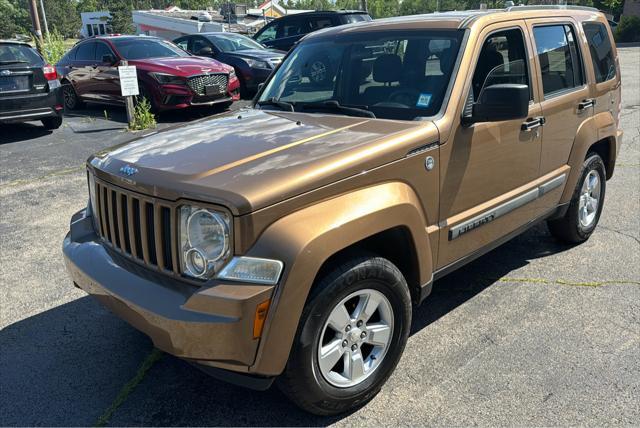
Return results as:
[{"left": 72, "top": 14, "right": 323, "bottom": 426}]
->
[
  {"left": 547, "top": 153, "right": 606, "bottom": 243},
  {"left": 277, "top": 256, "right": 411, "bottom": 415}
]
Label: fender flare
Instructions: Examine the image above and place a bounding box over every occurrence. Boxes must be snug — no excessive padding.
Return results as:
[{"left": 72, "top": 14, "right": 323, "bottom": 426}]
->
[
  {"left": 246, "top": 181, "right": 433, "bottom": 375},
  {"left": 561, "top": 111, "right": 618, "bottom": 203}
]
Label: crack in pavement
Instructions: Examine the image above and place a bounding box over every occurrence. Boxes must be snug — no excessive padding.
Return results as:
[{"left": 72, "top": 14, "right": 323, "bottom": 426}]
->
[
  {"left": 94, "top": 348, "right": 163, "bottom": 427},
  {"left": 599, "top": 225, "right": 640, "bottom": 245},
  {"left": 495, "top": 277, "right": 640, "bottom": 287}
]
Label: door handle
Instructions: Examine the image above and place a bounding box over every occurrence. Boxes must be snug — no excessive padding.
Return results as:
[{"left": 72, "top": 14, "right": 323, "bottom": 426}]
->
[
  {"left": 578, "top": 98, "right": 596, "bottom": 111},
  {"left": 521, "top": 116, "right": 545, "bottom": 132}
]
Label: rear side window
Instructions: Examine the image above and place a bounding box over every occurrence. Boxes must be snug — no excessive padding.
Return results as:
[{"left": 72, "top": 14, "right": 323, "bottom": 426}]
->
[
  {"left": 75, "top": 42, "right": 96, "bottom": 61},
  {"left": 278, "top": 19, "right": 308, "bottom": 38},
  {"left": 309, "top": 18, "right": 333, "bottom": 30},
  {"left": 533, "top": 25, "right": 584, "bottom": 96},
  {"left": 0, "top": 44, "right": 42, "bottom": 65},
  {"left": 582, "top": 22, "right": 616, "bottom": 83}
]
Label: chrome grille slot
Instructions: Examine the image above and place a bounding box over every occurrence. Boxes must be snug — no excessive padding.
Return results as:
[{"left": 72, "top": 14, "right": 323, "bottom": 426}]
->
[
  {"left": 187, "top": 73, "right": 228, "bottom": 96},
  {"left": 93, "top": 179, "right": 178, "bottom": 274}
]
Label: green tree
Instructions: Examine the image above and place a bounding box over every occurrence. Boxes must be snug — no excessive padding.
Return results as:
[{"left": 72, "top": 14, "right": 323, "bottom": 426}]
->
[{"left": 0, "top": 0, "right": 30, "bottom": 38}]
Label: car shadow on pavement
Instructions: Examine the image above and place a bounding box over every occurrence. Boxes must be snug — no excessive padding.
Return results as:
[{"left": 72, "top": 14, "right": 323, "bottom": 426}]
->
[
  {"left": 0, "top": 223, "right": 572, "bottom": 427},
  {"left": 1, "top": 123, "right": 54, "bottom": 144}
]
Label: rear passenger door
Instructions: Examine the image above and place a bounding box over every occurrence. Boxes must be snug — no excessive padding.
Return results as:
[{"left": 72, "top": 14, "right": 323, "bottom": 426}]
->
[
  {"left": 526, "top": 19, "right": 591, "bottom": 179},
  {"left": 68, "top": 41, "right": 96, "bottom": 99}
]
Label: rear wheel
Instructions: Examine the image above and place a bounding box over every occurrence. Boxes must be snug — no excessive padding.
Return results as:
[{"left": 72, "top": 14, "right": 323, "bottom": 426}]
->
[
  {"left": 42, "top": 116, "right": 62, "bottom": 130},
  {"left": 547, "top": 153, "right": 606, "bottom": 243},
  {"left": 62, "top": 82, "right": 82, "bottom": 110},
  {"left": 277, "top": 256, "right": 411, "bottom": 415}
]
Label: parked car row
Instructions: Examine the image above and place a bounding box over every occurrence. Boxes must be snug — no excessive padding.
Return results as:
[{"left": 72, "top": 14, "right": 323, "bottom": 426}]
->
[{"left": 2, "top": 10, "right": 374, "bottom": 126}]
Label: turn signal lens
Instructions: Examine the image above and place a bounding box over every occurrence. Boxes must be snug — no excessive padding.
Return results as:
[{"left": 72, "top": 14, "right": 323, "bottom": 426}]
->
[{"left": 253, "top": 299, "right": 270, "bottom": 339}]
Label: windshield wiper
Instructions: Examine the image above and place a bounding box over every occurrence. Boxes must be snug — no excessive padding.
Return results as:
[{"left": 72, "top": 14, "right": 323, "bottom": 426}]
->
[
  {"left": 300, "top": 100, "right": 375, "bottom": 119},
  {"left": 256, "top": 97, "right": 294, "bottom": 112},
  {"left": 0, "top": 60, "right": 29, "bottom": 65}
]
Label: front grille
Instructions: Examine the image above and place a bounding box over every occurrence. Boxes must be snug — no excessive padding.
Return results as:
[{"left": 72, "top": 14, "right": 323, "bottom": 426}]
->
[
  {"left": 187, "top": 73, "right": 228, "bottom": 96},
  {"left": 92, "top": 178, "right": 179, "bottom": 274}
]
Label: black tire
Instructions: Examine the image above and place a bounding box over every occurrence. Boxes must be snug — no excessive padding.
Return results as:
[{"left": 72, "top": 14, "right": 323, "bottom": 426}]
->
[
  {"left": 547, "top": 153, "right": 606, "bottom": 243},
  {"left": 62, "top": 82, "right": 82, "bottom": 110},
  {"left": 277, "top": 256, "right": 412, "bottom": 415},
  {"left": 41, "top": 116, "right": 62, "bottom": 130}
]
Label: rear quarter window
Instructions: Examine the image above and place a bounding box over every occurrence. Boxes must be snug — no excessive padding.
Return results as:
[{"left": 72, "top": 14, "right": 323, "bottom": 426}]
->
[
  {"left": 582, "top": 22, "right": 616, "bottom": 83},
  {"left": 0, "top": 44, "right": 43, "bottom": 65}
]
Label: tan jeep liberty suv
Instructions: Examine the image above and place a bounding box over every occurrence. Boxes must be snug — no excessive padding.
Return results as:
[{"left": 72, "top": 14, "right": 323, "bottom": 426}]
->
[{"left": 63, "top": 6, "right": 622, "bottom": 415}]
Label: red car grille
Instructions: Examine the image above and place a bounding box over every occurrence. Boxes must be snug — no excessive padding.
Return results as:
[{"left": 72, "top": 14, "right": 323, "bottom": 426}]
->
[{"left": 187, "top": 73, "right": 228, "bottom": 96}]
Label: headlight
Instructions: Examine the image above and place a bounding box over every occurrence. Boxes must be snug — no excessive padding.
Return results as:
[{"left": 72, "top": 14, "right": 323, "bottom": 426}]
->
[
  {"left": 180, "top": 206, "right": 230, "bottom": 279},
  {"left": 245, "top": 59, "right": 270, "bottom": 69},
  {"left": 149, "top": 72, "right": 185, "bottom": 85}
]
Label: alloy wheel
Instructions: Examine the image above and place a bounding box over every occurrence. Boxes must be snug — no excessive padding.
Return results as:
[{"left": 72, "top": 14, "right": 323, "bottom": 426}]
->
[
  {"left": 317, "top": 288, "right": 394, "bottom": 388},
  {"left": 578, "top": 170, "right": 601, "bottom": 228}
]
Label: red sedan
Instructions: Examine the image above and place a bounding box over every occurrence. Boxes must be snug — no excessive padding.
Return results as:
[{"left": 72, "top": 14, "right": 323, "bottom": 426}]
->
[{"left": 56, "top": 35, "right": 240, "bottom": 112}]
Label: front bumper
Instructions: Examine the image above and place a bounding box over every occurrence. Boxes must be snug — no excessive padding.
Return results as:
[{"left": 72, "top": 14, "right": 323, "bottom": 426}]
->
[
  {"left": 63, "top": 208, "right": 274, "bottom": 377},
  {"left": 152, "top": 79, "right": 241, "bottom": 111},
  {"left": 0, "top": 86, "right": 63, "bottom": 123}
]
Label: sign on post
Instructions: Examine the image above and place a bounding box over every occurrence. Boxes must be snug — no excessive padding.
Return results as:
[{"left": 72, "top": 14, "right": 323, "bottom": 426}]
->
[
  {"left": 118, "top": 65, "right": 139, "bottom": 96},
  {"left": 118, "top": 63, "right": 138, "bottom": 125}
]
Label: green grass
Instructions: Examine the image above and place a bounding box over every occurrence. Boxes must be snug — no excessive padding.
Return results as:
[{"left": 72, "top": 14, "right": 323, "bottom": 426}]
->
[
  {"left": 94, "top": 348, "right": 163, "bottom": 427},
  {"left": 128, "top": 97, "right": 157, "bottom": 131}
]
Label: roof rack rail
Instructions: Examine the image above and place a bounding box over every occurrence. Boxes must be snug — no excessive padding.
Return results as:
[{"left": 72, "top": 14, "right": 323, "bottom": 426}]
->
[{"left": 506, "top": 5, "right": 599, "bottom": 12}]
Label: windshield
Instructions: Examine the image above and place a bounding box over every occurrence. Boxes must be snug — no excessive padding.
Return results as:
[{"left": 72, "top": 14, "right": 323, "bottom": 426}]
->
[
  {"left": 111, "top": 38, "right": 189, "bottom": 60},
  {"left": 207, "top": 34, "right": 264, "bottom": 52},
  {"left": 258, "top": 30, "right": 464, "bottom": 120}
]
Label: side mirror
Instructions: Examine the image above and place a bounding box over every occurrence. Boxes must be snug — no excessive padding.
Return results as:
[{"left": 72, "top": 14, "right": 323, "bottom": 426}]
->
[
  {"left": 102, "top": 54, "right": 116, "bottom": 65},
  {"left": 197, "top": 47, "right": 213, "bottom": 56},
  {"left": 467, "top": 84, "right": 529, "bottom": 124}
]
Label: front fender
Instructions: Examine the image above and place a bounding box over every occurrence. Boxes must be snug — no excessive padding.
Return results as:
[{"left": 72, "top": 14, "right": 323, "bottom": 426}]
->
[
  {"left": 245, "top": 182, "right": 432, "bottom": 376},
  {"left": 561, "top": 111, "right": 619, "bottom": 204}
]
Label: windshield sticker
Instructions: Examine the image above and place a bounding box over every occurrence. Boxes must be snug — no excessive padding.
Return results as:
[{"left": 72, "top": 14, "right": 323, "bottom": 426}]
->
[{"left": 416, "top": 93, "right": 432, "bottom": 108}]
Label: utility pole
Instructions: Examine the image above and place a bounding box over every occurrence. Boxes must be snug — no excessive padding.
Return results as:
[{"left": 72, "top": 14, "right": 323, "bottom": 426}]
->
[
  {"left": 360, "top": 0, "right": 368, "bottom": 12},
  {"left": 39, "top": 0, "right": 49, "bottom": 35},
  {"left": 28, "top": 0, "right": 44, "bottom": 46}
]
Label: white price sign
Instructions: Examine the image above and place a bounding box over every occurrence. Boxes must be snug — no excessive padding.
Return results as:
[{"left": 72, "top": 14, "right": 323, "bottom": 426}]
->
[{"left": 118, "top": 65, "right": 139, "bottom": 97}]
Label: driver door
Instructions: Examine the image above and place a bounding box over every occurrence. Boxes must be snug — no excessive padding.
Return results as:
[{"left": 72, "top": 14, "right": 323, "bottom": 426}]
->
[{"left": 437, "top": 22, "right": 544, "bottom": 268}]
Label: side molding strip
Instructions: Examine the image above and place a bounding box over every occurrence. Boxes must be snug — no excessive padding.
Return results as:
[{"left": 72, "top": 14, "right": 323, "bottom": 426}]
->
[{"left": 449, "top": 174, "right": 566, "bottom": 240}]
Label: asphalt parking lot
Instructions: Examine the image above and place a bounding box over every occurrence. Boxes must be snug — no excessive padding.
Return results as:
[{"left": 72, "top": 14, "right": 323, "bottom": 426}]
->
[{"left": 1, "top": 47, "right": 638, "bottom": 426}]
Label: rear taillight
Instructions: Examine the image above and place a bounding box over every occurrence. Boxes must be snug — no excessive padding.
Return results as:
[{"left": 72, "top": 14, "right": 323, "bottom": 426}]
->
[{"left": 43, "top": 65, "right": 57, "bottom": 81}]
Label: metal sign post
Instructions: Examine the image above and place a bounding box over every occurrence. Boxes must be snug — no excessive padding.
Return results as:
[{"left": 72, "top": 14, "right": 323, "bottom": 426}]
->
[{"left": 118, "top": 60, "right": 139, "bottom": 125}]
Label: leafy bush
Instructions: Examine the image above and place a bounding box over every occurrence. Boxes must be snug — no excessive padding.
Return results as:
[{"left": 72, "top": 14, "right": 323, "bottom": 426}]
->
[
  {"left": 615, "top": 16, "right": 640, "bottom": 43},
  {"left": 129, "top": 97, "right": 156, "bottom": 131},
  {"left": 39, "top": 30, "right": 67, "bottom": 65}
]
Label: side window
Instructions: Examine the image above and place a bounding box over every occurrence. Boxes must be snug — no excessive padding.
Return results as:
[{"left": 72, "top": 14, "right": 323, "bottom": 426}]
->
[
  {"left": 582, "top": 22, "right": 616, "bottom": 83},
  {"left": 256, "top": 23, "right": 277, "bottom": 43},
  {"left": 309, "top": 18, "right": 333, "bottom": 30},
  {"left": 472, "top": 28, "right": 531, "bottom": 100},
  {"left": 75, "top": 42, "right": 96, "bottom": 61},
  {"left": 533, "top": 25, "right": 584, "bottom": 97},
  {"left": 174, "top": 38, "right": 189, "bottom": 51},
  {"left": 192, "top": 38, "right": 210, "bottom": 54},
  {"left": 278, "top": 19, "right": 308, "bottom": 38},
  {"left": 94, "top": 42, "right": 113, "bottom": 62}
]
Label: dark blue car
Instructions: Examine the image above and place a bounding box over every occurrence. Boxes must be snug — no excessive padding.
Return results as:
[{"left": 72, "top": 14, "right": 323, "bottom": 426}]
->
[{"left": 174, "top": 33, "right": 284, "bottom": 97}]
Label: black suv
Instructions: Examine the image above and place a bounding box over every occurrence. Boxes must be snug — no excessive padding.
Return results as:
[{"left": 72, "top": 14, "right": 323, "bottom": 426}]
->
[
  {"left": 0, "top": 40, "right": 63, "bottom": 129},
  {"left": 253, "top": 10, "right": 371, "bottom": 52}
]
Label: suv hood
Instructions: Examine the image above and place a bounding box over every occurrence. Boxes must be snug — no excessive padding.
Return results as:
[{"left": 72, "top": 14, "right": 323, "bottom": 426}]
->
[
  {"left": 90, "top": 109, "right": 438, "bottom": 215},
  {"left": 130, "top": 56, "right": 231, "bottom": 77},
  {"left": 229, "top": 49, "right": 284, "bottom": 61}
]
